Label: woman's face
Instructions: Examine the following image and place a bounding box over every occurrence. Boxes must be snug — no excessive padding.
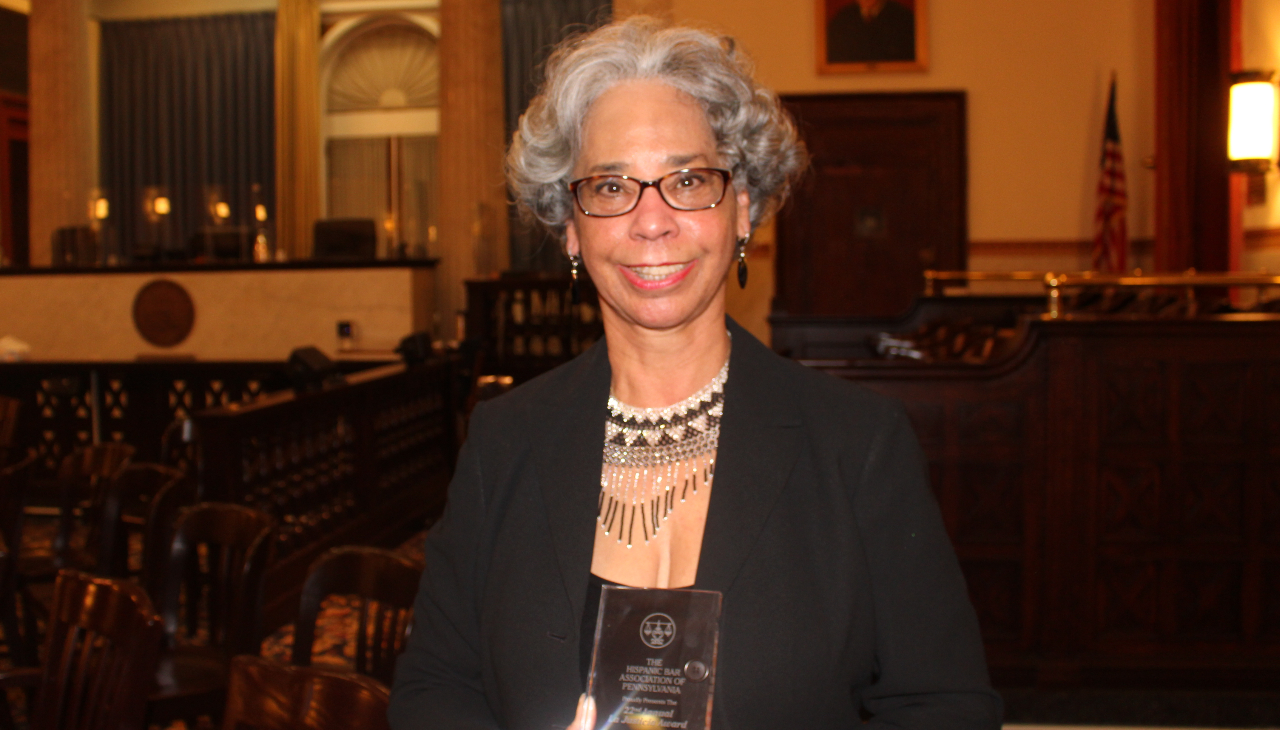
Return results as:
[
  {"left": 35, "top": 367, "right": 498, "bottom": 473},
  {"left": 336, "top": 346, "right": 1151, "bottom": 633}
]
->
[{"left": 565, "top": 80, "right": 751, "bottom": 335}]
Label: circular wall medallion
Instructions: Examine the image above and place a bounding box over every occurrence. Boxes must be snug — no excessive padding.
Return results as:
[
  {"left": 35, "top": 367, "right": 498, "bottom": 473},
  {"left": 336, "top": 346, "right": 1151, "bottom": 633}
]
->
[{"left": 132, "top": 279, "right": 195, "bottom": 347}]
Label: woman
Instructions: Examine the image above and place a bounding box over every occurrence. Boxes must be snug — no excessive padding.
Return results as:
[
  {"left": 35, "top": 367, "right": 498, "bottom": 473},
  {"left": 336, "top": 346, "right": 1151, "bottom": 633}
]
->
[{"left": 390, "top": 16, "right": 1000, "bottom": 730}]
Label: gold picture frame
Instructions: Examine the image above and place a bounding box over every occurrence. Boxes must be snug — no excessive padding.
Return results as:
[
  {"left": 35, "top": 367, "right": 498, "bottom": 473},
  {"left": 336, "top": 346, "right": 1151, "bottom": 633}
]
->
[{"left": 817, "top": 0, "right": 929, "bottom": 74}]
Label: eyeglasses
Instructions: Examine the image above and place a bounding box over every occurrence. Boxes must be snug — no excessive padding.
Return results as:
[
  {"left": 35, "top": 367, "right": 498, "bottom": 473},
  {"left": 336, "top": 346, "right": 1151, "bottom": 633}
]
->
[{"left": 568, "top": 168, "right": 732, "bottom": 217}]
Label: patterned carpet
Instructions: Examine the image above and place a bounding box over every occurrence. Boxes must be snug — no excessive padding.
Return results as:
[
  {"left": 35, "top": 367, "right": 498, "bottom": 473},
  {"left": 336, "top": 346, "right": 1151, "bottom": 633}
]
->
[
  {"left": 0, "top": 519, "right": 427, "bottom": 730},
  {"left": 5, "top": 523, "right": 1279, "bottom": 728}
]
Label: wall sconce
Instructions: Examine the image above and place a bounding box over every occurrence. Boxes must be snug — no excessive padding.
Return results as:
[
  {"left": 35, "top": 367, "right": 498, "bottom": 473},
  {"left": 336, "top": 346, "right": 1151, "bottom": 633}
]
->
[
  {"left": 1229, "top": 70, "right": 1276, "bottom": 205},
  {"left": 142, "top": 187, "right": 171, "bottom": 223},
  {"left": 1229, "top": 70, "right": 1276, "bottom": 171},
  {"left": 203, "top": 185, "right": 230, "bottom": 226}
]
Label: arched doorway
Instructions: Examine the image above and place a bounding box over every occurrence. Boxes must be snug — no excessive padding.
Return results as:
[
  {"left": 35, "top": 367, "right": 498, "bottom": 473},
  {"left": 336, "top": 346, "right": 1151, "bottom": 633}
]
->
[{"left": 320, "top": 14, "right": 441, "bottom": 258}]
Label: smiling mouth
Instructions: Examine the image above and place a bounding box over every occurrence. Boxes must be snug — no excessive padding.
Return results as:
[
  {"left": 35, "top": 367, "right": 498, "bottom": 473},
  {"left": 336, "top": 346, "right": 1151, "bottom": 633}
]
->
[{"left": 627, "top": 263, "right": 690, "bottom": 281}]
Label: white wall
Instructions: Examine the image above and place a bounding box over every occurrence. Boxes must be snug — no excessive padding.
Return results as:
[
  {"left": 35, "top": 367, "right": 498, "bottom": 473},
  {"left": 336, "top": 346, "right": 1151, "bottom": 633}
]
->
[
  {"left": 0, "top": 267, "right": 431, "bottom": 360},
  {"left": 673, "top": 0, "right": 1157, "bottom": 246}
]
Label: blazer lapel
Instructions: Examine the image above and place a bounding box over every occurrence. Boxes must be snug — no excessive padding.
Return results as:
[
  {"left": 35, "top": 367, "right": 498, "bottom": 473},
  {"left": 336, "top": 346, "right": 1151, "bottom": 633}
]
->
[
  {"left": 697, "top": 319, "right": 804, "bottom": 595},
  {"left": 532, "top": 340, "right": 612, "bottom": 623},
  {"left": 529, "top": 321, "right": 803, "bottom": 616}
]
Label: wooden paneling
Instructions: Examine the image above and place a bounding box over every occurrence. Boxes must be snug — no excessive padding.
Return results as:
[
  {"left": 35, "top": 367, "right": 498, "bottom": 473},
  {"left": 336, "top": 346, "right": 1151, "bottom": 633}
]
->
[
  {"left": 814, "top": 316, "right": 1280, "bottom": 688},
  {"left": 775, "top": 93, "right": 966, "bottom": 318}
]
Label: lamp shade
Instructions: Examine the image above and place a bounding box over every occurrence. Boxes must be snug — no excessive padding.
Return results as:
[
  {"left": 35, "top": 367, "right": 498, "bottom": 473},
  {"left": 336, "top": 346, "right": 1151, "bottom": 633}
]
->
[{"left": 1229, "top": 72, "right": 1277, "bottom": 163}]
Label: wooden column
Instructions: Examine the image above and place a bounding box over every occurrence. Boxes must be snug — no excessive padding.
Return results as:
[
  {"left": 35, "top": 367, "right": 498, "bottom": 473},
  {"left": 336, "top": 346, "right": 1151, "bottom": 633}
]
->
[
  {"left": 1154, "top": 0, "right": 1232, "bottom": 273},
  {"left": 27, "top": 0, "right": 93, "bottom": 267},
  {"left": 275, "top": 0, "right": 322, "bottom": 260},
  {"left": 438, "top": 0, "right": 509, "bottom": 340}
]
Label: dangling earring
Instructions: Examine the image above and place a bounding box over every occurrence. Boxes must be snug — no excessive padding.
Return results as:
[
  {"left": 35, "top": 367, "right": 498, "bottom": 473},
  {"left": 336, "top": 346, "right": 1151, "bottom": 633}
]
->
[
  {"left": 569, "top": 254, "right": 582, "bottom": 304},
  {"left": 736, "top": 237, "right": 749, "bottom": 289}
]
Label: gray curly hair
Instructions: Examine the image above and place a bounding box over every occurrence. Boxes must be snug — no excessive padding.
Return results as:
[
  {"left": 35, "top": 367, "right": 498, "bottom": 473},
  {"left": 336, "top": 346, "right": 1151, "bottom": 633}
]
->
[{"left": 506, "top": 16, "right": 808, "bottom": 239}]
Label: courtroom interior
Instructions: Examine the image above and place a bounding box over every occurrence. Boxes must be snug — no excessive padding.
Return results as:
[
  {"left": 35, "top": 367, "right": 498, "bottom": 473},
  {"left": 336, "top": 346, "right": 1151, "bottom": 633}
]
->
[{"left": 2, "top": 0, "right": 1280, "bottom": 727}]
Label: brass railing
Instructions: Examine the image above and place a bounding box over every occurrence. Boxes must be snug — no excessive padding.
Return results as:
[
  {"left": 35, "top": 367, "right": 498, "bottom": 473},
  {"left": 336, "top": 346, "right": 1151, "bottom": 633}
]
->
[
  {"left": 922, "top": 270, "right": 1063, "bottom": 296},
  {"left": 923, "top": 269, "right": 1280, "bottom": 318}
]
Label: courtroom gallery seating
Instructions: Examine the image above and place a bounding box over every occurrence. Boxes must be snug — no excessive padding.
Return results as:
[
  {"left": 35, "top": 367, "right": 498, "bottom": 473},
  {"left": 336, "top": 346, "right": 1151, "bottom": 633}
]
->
[
  {"left": 0, "top": 570, "right": 165, "bottom": 730},
  {"left": 0, "top": 453, "right": 38, "bottom": 667},
  {"left": 291, "top": 545, "right": 423, "bottom": 685},
  {"left": 94, "top": 463, "right": 187, "bottom": 579},
  {"left": 148, "top": 502, "right": 276, "bottom": 727},
  {"left": 222, "top": 655, "right": 391, "bottom": 730}
]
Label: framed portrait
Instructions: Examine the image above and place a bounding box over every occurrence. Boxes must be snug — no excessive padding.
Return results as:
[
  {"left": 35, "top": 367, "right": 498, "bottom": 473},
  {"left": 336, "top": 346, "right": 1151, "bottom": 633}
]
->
[{"left": 817, "top": 0, "right": 928, "bottom": 74}]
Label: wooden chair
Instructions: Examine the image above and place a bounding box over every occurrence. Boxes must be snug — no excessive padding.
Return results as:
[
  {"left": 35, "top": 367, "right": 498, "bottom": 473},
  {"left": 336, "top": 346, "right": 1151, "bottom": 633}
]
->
[
  {"left": 95, "top": 462, "right": 186, "bottom": 579},
  {"left": 222, "top": 655, "right": 390, "bottom": 730},
  {"left": 290, "top": 546, "right": 423, "bottom": 685},
  {"left": 140, "top": 473, "right": 199, "bottom": 604},
  {"left": 148, "top": 502, "right": 276, "bottom": 727},
  {"left": 0, "top": 570, "right": 164, "bottom": 730},
  {"left": 14, "top": 443, "right": 137, "bottom": 630},
  {"left": 47, "top": 442, "right": 137, "bottom": 571},
  {"left": 0, "top": 453, "right": 40, "bottom": 667}
]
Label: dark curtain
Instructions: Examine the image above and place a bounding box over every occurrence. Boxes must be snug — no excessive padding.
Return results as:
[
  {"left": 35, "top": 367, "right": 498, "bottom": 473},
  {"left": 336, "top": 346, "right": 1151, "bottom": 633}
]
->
[
  {"left": 0, "top": 7, "right": 28, "bottom": 95},
  {"left": 502, "top": 0, "right": 611, "bottom": 273},
  {"left": 100, "top": 13, "right": 275, "bottom": 262}
]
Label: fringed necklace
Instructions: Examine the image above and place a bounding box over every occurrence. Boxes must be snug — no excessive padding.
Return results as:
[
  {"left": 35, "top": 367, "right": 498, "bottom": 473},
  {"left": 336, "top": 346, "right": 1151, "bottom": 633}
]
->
[{"left": 598, "top": 357, "right": 728, "bottom": 548}]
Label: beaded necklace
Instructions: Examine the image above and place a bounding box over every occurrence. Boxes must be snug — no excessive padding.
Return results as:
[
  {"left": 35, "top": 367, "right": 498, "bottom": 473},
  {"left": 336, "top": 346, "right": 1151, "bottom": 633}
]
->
[{"left": 598, "top": 357, "right": 727, "bottom": 548}]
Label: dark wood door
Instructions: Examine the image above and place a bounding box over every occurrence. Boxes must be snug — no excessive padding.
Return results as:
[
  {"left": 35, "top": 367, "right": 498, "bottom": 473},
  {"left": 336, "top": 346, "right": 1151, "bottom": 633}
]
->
[{"left": 775, "top": 93, "right": 966, "bottom": 318}]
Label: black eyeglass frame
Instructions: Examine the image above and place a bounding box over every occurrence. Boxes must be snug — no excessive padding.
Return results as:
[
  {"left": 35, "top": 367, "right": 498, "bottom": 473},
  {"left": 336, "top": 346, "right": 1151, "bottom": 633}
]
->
[{"left": 567, "top": 167, "right": 734, "bottom": 217}]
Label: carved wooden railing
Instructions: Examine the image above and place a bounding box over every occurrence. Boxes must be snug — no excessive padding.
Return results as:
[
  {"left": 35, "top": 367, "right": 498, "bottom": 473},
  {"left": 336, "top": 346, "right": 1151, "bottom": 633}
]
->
[
  {"left": 0, "top": 361, "right": 379, "bottom": 477},
  {"left": 193, "top": 360, "right": 455, "bottom": 627},
  {"left": 465, "top": 276, "right": 604, "bottom": 383}
]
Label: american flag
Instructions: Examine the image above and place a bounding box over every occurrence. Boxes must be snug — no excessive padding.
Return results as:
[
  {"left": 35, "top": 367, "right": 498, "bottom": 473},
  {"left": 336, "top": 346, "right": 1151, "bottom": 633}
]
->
[{"left": 1093, "top": 77, "right": 1128, "bottom": 272}]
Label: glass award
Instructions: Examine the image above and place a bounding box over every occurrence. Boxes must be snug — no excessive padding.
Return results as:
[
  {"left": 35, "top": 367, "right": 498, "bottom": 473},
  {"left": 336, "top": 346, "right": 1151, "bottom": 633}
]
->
[{"left": 586, "top": 586, "right": 722, "bottom": 730}]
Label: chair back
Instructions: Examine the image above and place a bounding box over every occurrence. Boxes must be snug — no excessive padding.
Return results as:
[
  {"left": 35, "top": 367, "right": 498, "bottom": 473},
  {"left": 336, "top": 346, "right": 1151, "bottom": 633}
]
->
[
  {"left": 222, "top": 655, "right": 390, "bottom": 730},
  {"left": 55, "top": 442, "right": 136, "bottom": 483},
  {"left": 162, "top": 502, "right": 275, "bottom": 656},
  {"left": 28, "top": 570, "right": 164, "bottom": 730},
  {"left": 291, "top": 546, "right": 423, "bottom": 684},
  {"left": 51, "top": 443, "right": 136, "bottom": 567},
  {"left": 0, "top": 453, "right": 38, "bottom": 666},
  {"left": 96, "top": 463, "right": 186, "bottom": 578},
  {"left": 141, "top": 474, "right": 198, "bottom": 604},
  {"left": 0, "top": 452, "right": 35, "bottom": 556}
]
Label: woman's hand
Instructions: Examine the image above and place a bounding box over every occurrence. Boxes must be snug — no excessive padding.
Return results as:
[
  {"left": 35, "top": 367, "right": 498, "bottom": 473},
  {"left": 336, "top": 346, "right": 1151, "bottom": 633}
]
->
[{"left": 567, "top": 694, "right": 596, "bottom": 730}]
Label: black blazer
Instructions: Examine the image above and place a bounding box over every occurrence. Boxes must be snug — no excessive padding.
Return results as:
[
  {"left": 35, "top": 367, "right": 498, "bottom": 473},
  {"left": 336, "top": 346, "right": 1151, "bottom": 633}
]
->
[{"left": 390, "top": 319, "right": 1001, "bottom": 730}]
